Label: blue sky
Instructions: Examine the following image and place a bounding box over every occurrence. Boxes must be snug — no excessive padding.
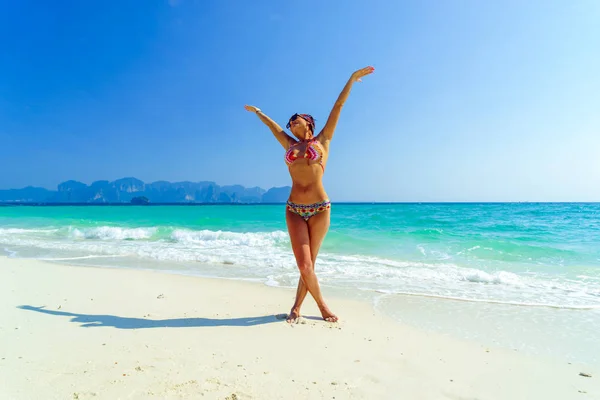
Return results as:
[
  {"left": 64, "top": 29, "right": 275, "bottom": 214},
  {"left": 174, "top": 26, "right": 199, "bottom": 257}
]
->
[{"left": 1, "top": 0, "right": 599, "bottom": 201}]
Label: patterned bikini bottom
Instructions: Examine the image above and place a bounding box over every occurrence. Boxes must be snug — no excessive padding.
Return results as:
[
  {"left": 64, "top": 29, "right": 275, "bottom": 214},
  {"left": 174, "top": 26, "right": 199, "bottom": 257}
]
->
[{"left": 286, "top": 199, "right": 331, "bottom": 221}]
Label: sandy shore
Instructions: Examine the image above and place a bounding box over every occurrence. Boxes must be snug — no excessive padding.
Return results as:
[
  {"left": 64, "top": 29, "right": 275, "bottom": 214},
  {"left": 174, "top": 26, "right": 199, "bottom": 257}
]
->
[{"left": 0, "top": 257, "right": 598, "bottom": 399}]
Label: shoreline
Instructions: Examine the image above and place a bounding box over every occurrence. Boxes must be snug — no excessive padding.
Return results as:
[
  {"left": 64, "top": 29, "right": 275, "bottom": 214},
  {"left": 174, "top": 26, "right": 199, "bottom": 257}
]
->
[
  {"left": 31, "top": 255, "right": 600, "bottom": 367},
  {"left": 1, "top": 256, "right": 598, "bottom": 399}
]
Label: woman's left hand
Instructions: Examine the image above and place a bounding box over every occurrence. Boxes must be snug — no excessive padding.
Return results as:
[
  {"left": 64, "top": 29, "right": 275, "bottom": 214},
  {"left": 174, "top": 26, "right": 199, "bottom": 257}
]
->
[
  {"left": 350, "top": 66, "right": 375, "bottom": 83},
  {"left": 244, "top": 105, "right": 261, "bottom": 113}
]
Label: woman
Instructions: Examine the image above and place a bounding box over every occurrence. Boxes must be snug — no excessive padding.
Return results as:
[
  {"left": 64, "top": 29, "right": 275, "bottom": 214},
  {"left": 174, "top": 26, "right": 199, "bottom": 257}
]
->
[{"left": 244, "top": 66, "right": 374, "bottom": 323}]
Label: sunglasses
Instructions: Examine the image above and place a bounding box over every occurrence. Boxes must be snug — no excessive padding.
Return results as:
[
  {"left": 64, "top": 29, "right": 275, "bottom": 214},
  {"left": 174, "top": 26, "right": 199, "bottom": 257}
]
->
[{"left": 286, "top": 113, "right": 315, "bottom": 129}]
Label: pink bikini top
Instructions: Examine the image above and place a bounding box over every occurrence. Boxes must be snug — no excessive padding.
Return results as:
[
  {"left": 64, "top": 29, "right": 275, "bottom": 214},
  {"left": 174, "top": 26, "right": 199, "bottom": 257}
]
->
[{"left": 284, "top": 138, "right": 325, "bottom": 171}]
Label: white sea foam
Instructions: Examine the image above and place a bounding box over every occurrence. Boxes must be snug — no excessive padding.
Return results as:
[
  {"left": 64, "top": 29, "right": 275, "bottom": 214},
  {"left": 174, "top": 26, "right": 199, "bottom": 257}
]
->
[
  {"left": 170, "top": 229, "right": 288, "bottom": 247},
  {"left": 460, "top": 270, "right": 523, "bottom": 286},
  {"left": 38, "top": 255, "right": 124, "bottom": 261},
  {"left": 578, "top": 275, "right": 600, "bottom": 281},
  {"left": 1, "top": 226, "right": 599, "bottom": 309},
  {"left": 372, "top": 290, "right": 600, "bottom": 309},
  {"left": 3, "top": 247, "right": 18, "bottom": 257},
  {"left": 1, "top": 228, "right": 59, "bottom": 234},
  {"left": 69, "top": 226, "right": 156, "bottom": 240}
]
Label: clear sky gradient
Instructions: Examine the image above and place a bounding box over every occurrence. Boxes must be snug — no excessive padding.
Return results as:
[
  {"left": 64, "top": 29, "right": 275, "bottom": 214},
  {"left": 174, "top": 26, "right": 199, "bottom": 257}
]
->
[{"left": 1, "top": 0, "right": 599, "bottom": 201}]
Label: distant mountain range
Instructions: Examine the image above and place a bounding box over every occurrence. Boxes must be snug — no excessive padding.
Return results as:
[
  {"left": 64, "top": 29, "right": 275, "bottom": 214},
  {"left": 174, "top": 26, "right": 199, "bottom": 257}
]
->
[{"left": 0, "top": 178, "right": 292, "bottom": 204}]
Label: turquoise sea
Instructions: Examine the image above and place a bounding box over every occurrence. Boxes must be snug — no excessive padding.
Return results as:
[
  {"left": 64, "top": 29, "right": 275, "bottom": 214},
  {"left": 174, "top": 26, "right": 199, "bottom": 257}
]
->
[{"left": 1, "top": 203, "right": 599, "bottom": 364}]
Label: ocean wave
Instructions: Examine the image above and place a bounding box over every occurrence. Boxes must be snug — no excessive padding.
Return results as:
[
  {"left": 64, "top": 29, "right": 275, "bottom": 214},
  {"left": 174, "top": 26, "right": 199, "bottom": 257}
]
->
[
  {"left": 3, "top": 247, "right": 18, "bottom": 257},
  {"left": 372, "top": 290, "right": 600, "bottom": 310},
  {"left": 1, "top": 225, "right": 599, "bottom": 309},
  {"left": 170, "top": 229, "right": 288, "bottom": 247},
  {"left": 38, "top": 255, "right": 124, "bottom": 261},
  {"left": 0, "top": 228, "right": 59, "bottom": 234},
  {"left": 68, "top": 226, "right": 157, "bottom": 240},
  {"left": 460, "top": 269, "right": 524, "bottom": 286}
]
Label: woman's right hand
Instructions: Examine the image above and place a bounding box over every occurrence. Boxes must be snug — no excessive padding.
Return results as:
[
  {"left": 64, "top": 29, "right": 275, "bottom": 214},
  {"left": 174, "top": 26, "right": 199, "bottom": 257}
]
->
[{"left": 244, "top": 105, "right": 261, "bottom": 113}]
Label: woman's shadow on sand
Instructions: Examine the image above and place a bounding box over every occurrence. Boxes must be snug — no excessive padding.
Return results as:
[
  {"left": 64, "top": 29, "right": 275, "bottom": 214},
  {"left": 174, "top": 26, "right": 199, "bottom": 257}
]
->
[{"left": 17, "top": 305, "right": 290, "bottom": 329}]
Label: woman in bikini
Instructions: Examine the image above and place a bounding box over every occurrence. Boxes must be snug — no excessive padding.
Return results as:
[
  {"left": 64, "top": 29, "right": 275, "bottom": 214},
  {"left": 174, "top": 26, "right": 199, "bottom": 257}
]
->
[{"left": 244, "top": 66, "right": 375, "bottom": 323}]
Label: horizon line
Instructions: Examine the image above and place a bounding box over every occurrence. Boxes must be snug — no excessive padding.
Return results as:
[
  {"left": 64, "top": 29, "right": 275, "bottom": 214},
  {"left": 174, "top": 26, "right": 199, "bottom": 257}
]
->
[{"left": 1, "top": 201, "right": 599, "bottom": 206}]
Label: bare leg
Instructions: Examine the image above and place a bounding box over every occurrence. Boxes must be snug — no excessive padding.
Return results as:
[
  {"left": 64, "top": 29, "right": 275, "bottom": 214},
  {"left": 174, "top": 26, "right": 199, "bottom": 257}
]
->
[
  {"left": 286, "top": 209, "right": 337, "bottom": 323},
  {"left": 287, "top": 279, "right": 306, "bottom": 323},
  {"left": 288, "top": 209, "right": 329, "bottom": 321}
]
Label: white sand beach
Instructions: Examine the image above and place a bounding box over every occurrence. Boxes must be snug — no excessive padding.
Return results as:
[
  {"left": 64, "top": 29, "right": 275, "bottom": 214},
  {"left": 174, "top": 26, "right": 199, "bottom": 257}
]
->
[{"left": 0, "top": 256, "right": 598, "bottom": 400}]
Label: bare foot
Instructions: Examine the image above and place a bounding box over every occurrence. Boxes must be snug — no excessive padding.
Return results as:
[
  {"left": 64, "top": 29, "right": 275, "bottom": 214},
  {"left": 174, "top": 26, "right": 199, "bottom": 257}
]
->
[
  {"left": 319, "top": 305, "right": 338, "bottom": 322},
  {"left": 286, "top": 308, "right": 301, "bottom": 324}
]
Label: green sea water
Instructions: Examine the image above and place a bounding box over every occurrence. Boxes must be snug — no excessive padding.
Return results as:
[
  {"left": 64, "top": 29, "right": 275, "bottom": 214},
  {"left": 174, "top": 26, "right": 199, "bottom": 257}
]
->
[
  {"left": 1, "top": 203, "right": 599, "bottom": 307},
  {"left": 2, "top": 203, "right": 599, "bottom": 364}
]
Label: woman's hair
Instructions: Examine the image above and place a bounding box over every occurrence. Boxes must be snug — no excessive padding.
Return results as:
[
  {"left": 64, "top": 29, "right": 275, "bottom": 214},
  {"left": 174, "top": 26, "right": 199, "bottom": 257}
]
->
[
  {"left": 287, "top": 113, "right": 316, "bottom": 133},
  {"left": 301, "top": 114, "right": 316, "bottom": 133}
]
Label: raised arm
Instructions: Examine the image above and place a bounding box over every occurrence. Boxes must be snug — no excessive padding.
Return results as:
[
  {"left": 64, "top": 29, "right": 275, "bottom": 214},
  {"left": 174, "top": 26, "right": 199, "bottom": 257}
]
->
[
  {"left": 318, "top": 66, "right": 375, "bottom": 142},
  {"left": 244, "top": 105, "right": 295, "bottom": 149}
]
